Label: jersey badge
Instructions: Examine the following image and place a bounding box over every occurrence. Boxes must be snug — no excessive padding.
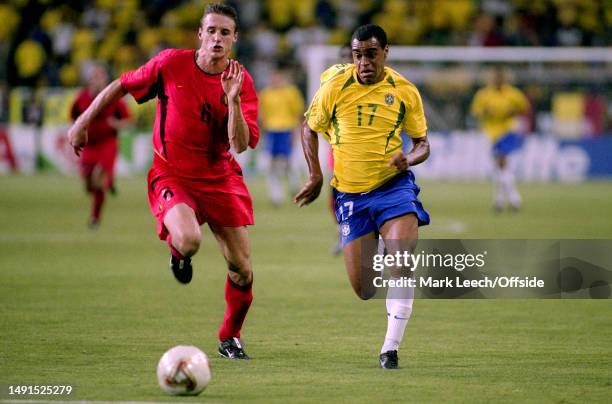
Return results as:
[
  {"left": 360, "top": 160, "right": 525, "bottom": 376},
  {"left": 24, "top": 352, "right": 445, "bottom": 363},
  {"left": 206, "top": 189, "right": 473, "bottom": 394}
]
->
[{"left": 385, "top": 93, "right": 394, "bottom": 106}]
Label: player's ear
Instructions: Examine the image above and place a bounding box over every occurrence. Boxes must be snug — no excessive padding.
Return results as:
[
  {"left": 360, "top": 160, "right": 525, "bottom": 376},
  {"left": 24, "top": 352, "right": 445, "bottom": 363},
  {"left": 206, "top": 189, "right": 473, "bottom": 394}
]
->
[
  {"left": 197, "top": 26, "right": 203, "bottom": 41},
  {"left": 383, "top": 45, "right": 389, "bottom": 59}
]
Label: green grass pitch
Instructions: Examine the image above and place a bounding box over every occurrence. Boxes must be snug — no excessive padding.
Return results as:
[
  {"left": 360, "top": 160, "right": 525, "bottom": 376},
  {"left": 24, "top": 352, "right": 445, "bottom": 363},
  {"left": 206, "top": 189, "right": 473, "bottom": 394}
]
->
[{"left": 1, "top": 174, "right": 611, "bottom": 402}]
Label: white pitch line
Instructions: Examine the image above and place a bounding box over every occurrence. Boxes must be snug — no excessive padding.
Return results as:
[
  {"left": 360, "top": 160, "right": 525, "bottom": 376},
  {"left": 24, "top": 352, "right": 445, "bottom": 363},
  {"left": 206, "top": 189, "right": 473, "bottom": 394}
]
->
[
  {"left": 427, "top": 219, "right": 467, "bottom": 234},
  {"left": 1, "top": 400, "right": 203, "bottom": 404}
]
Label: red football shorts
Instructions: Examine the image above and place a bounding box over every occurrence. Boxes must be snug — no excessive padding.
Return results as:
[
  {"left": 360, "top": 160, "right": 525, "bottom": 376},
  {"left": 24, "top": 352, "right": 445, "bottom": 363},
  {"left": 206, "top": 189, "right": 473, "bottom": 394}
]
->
[
  {"left": 147, "top": 165, "right": 254, "bottom": 240},
  {"left": 80, "top": 138, "right": 118, "bottom": 187}
]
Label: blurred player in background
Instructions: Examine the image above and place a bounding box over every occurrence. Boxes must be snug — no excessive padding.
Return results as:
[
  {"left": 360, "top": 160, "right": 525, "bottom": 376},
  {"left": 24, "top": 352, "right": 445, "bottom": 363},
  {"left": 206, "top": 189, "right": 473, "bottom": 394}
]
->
[
  {"left": 259, "top": 65, "right": 304, "bottom": 206},
  {"left": 295, "top": 24, "right": 430, "bottom": 369},
  {"left": 70, "top": 63, "right": 132, "bottom": 228},
  {"left": 68, "top": 3, "right": 258, "bottom": 360},
  {"left": 471, "top": 66, "right": 530, "bottom": 212}
]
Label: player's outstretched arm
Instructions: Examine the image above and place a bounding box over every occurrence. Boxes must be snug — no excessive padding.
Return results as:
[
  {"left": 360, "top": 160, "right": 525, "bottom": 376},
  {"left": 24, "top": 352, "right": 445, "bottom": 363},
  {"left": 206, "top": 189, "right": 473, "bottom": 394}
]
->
[
  {"left": 294, "top": 121, "right": 323, "bottom": 207},
  {"left": 388, "top": 135, "right": 430, "bottom": 171},
  {"left": 68, "top": 79, "right": 127, "bottom": 156},
  {"left": 222, "top": 60, "right": 249, "bottom": 153}
]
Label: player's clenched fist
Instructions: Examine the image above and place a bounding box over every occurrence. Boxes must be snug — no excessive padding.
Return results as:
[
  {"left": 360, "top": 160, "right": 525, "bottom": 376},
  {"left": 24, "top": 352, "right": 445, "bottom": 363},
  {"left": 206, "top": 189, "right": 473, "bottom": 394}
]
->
[
  {"left": 294, "top": 174, "right": 323, "bottom": 207},
  {"left": 67, "top": 121, "right": 88, "bottom": 156},
  {"left": 388, "top": 152, "right": 409, "bottom": 171}
]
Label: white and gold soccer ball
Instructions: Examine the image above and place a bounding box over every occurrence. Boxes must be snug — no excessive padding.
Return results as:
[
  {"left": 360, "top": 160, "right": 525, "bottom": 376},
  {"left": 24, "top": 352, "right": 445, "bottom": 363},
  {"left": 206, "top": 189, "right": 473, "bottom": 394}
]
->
[{"left": 156, "top": 345, "right": 211, "bottom": 396}]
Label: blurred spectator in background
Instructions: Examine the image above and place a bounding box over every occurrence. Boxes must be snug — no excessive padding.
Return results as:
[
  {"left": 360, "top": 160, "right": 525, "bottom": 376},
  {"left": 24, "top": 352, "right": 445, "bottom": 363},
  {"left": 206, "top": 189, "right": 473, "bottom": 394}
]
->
[
  {"left": 1, "top": 0, "right": 609, "bottom": 146},
  {"left": 471, "top": 65, "right": 530, "bottom": 213},
  {"left": 259, "top": 64, "right": 304, "bottom": 206},
  {"left": 0, "top": 81, "right": 17, "bottom": 172},
  {"left": 70, "top": 63, "right": 132, "bottom": 228},
  {"left": 4, "top": 0, "right": 609, "bottom": 89},
  {"left": 0, "top": 82, "right": 8, "bottom": 124}
]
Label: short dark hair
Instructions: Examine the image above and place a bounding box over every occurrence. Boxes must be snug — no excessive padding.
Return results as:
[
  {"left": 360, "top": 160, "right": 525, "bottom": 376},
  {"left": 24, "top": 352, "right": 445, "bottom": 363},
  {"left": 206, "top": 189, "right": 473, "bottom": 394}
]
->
[
  {"left": 351, "top": 24, "right": 388, "bottom": 49},
  {"left": 202, "top": 3, "right": 239, "bottom": 32}
]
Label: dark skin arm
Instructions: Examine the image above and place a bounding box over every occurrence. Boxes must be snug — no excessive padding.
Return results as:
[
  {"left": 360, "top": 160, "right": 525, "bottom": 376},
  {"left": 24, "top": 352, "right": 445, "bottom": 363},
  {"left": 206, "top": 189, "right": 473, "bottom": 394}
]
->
[
  {"left": 67, "top": 79, "right": 128, "bottom": 156},
  {"left": 294, "top": 121, "right": 324, "bottom": 207},
  {"left": 295, "top": 128, "right": 430, "bottom": 206},
  {"left": 388, "top": 135, "right": 430, "bottom": 171}
]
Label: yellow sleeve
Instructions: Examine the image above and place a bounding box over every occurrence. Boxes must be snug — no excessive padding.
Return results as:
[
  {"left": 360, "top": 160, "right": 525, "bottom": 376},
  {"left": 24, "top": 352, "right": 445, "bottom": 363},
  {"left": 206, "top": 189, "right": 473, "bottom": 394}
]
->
[
  {"left": 470, "top": 89, "right": 485, "bottom": 117},
  {"left": 401, "top": 86, "right": 427, "bottom": 138},
  {"left": 319, "top": 64, "right": 350, "bottom": 85},
  {"left": 511, "top": 87, "right": 529, "bottom": 114},
  {"left": 305, "top": 82, "right": 334, "bottom": 134}
]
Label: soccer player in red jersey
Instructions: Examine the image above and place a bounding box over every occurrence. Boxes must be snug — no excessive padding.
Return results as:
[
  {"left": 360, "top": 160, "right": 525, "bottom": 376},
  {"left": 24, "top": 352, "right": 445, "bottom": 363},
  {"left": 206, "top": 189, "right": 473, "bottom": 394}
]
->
[
  {"left": 70, "top": 63, "right": 132, "bottom": 228},
  {"left": 68, "top": 3, "right": 258, "bottom": 360}
]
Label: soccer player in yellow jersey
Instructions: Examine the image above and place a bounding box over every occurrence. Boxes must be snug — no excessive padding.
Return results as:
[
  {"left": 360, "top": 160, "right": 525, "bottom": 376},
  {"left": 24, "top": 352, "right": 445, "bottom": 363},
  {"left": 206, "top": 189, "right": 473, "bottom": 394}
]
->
[
  {"left": 259, "top": 66, "right": 305, "bottom": 206},
  {"left": 471, "top": 66, "right": 530, "bottom": 211},
  {"left": 295, "top": 24, "right": 430, "bottom": 369}
]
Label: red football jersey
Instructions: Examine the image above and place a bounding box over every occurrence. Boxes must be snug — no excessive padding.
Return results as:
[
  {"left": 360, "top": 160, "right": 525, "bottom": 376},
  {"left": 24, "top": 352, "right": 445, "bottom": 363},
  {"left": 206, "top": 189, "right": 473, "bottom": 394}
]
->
[
  {"left": 120, "top": 49, "right": 260, "bottom": 179},
  {"left": 71, "top": 89, "right": 130, "bottom": 145}
]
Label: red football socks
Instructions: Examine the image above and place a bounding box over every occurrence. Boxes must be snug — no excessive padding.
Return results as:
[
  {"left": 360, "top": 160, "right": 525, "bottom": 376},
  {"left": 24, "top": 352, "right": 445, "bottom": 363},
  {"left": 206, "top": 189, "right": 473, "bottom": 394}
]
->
[{"left": 218, "top": 275, "right": 253, "bottom": 341}]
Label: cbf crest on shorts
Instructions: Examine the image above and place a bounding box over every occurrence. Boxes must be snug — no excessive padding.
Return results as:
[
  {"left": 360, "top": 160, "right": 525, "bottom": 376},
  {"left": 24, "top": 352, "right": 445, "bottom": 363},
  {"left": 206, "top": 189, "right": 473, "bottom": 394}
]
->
[
  {"left": 162, "top": 188, "right": 174, "bottom": 201},
  {"left": 341, "top": 222, "right": 351, "bottom": 236},
  {"left": 159, "top": 188, "right": 174, "bottom": 211}
]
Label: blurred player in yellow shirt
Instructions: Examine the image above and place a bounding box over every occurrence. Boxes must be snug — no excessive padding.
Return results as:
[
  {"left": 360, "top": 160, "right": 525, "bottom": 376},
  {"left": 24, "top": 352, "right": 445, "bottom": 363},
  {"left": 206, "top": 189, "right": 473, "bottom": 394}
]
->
[
  {"left": 471, "top": 66, "right": 530, "bottom": 211},
  {"left": 295, "top": 24, "right": 430, "bottom": 369},
  {"left": 259, "top": 66, "right": 304, "bottom": 206}
]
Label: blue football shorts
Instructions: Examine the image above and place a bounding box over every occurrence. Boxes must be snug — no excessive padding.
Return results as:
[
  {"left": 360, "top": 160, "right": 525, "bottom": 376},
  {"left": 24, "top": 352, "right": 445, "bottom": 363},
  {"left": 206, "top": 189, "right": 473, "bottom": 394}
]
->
[
  {"left": 333, "top": 170, "right": 430, "bottom": 245},
  {"left": 493, "top": 132, "right": 524, "bottom": 157},
  {"left": 266, "top": 130, "right": 292, "bottom": 157}
]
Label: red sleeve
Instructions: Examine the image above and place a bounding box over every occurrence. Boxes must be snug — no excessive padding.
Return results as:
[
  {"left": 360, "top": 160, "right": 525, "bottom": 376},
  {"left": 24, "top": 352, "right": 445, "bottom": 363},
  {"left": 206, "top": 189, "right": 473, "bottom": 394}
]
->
[
  {"left": 70, "top": 91, "right": 83, "bottom": 121},
  {"left": 240, "top": 69, "right": 260, "bottom": 149},
  {"left": 119, "top": 49, "right": 174, "bottom": 104}
]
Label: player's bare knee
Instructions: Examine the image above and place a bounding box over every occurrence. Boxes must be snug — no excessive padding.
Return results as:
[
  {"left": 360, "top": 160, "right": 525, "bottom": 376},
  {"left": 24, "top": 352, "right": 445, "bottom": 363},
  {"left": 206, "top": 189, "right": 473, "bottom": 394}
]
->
[
  {"left": 183, "top": 234, "right": 201, "bottom": 256},
  {"left": 227, "top": 257, "right": 251, "bottom": 277},
  {"left": 91, "top": 168, "right": 106, "bottom": 189},
  {"left": 227, "top": 261, "right": 252, "bottom": 286},
  {"left": 174, "top": 231, "right": 201, "bottom": 257}
]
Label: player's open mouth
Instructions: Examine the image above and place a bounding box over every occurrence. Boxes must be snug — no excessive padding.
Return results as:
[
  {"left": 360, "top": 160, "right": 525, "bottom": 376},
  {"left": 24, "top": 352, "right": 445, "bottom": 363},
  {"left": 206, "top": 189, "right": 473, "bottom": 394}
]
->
[{"left": 212, "top": 45, "right": 223, "bottom": 51}]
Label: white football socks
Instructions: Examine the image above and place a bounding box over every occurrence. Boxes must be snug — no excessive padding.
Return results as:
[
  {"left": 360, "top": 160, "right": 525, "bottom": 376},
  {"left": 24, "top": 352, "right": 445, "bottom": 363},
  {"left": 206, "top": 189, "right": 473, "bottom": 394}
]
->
[
  {"left": 501, "top": 168, "right": 521, "bottom": 207},
  {"left": 381, "top": 278, "right": 414, "bottom": 353},
  {"left": 493, "top": 167, "right": 505, "bottom": 208},
  {"left": 266, "top": 167, "right": 284, "bottom": 205},
  {"left": 494, "top": 166, "right": 521, "bottom": 208}
]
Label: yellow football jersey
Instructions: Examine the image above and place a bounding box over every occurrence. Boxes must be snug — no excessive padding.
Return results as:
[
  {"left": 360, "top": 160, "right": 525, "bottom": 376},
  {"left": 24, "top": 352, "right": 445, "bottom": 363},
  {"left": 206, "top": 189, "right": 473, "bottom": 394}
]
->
[
  {"left": 306, "top": 64, "right": 427, "bottom": 193},
  {"left": 259, "top": 84, "right": 305, "bottom": 132},
  {"left": 470, "top": 84, "right": 529, "bottom": 141}
]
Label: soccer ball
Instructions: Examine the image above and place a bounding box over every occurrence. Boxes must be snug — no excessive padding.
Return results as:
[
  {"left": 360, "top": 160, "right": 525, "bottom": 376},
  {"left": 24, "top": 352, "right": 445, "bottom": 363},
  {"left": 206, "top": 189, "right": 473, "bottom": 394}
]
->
[{"left": 156, "top": 345, "right": 211, "bottom": 396}]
